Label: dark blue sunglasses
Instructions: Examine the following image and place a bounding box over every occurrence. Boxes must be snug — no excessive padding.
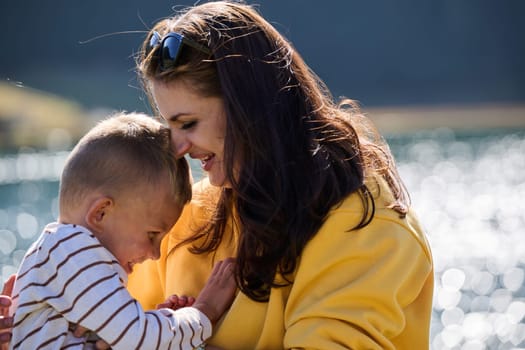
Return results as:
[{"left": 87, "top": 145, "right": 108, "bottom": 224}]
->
[{"left": 146, "top": 31, "right": 211, "bottom": 70}]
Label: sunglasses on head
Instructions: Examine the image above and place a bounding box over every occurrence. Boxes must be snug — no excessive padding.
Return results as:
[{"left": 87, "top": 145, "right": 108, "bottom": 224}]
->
[{"left": 146, "top": 31, "right": 211, "bottom": 70}]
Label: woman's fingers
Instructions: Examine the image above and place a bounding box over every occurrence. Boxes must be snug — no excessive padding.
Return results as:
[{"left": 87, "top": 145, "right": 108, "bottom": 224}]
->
[{"left": 1, "top": 275, "right": 15, "bottom": 297}]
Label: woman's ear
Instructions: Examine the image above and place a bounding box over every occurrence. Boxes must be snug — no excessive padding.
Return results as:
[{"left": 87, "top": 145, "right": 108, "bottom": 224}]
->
[{"left": 85, "top": 197, "right": 113, "bottom": 233}]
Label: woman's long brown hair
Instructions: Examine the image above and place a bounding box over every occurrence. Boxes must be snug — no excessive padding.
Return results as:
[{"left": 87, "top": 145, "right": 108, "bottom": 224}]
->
[{"left": 137, "top": 1, "right": 409, "bottom": 302}]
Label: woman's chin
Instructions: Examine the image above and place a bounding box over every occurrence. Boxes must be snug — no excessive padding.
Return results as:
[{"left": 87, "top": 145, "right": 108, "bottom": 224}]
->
[{"left": 208, "top": 174, "right": 230, "bottom": 188}]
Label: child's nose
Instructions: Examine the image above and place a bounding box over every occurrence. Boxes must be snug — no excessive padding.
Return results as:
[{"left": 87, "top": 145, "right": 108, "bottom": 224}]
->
[{"left": 148, "top": 244, "right": 161, "bottom": 260}]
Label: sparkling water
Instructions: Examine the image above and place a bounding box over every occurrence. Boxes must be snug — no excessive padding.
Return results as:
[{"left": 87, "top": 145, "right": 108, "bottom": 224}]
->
[{"left": 1, "top": 127, "right": 524, "bottom": 349}]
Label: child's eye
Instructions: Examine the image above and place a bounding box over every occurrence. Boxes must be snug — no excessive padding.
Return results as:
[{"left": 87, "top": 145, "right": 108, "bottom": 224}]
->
[{"left": 147, "top": 232, "right": 159, "bottom": 241}]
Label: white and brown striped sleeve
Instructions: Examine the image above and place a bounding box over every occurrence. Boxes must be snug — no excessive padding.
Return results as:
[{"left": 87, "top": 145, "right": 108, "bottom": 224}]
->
[{"left": 11, "top": 223, "right": 212, "bottom": 350}]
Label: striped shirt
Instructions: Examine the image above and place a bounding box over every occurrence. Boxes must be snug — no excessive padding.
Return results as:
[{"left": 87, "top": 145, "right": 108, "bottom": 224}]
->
[{"left": 10, "top": 222, "right": 211, "bottom": 350}]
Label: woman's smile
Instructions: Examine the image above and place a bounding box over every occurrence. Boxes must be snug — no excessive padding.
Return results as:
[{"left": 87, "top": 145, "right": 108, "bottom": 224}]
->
[{"left": 198, "top": 153, "right": 215, "bottom": 172}]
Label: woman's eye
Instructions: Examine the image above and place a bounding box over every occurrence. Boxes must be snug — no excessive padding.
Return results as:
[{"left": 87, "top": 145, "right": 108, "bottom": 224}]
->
[{"left": 180, "top": 121, "right": 197, "bottom": 130}]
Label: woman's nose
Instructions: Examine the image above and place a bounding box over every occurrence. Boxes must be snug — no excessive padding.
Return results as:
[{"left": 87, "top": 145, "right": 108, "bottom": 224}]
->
[{"left": 170, "top": 132, "right": 191, "bottom": 158}]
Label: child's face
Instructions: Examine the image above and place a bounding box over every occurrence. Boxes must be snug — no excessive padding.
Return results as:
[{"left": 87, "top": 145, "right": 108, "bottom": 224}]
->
[{"left": 96, "top": 184, "right": 182, "bottom": 274}]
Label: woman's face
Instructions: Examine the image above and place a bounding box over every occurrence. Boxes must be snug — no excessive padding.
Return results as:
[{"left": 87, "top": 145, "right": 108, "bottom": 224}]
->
[{"left": 151, "top": 80, "right": 229, "bottom": 187}]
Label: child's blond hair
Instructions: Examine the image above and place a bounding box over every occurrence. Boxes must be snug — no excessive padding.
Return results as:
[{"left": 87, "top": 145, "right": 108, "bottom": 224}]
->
[{"left": 59, "top": 112, "right": 191, "bottom": 212}]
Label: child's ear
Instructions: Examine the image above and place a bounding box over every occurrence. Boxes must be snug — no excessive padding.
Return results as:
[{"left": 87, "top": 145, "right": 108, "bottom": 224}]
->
[{"left": 85, "top": 197, "right": 113, "bottom": 232}]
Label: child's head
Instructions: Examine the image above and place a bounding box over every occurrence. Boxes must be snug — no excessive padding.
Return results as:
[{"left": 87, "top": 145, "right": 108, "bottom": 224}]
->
[{"left": 59, "top": 112, "right": 192, "bottom": 273}]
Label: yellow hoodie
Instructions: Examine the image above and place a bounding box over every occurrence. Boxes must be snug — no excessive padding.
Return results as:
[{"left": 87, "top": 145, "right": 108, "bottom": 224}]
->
[{"left": 128, "top": 177, "right": 434, "bottom": 349}]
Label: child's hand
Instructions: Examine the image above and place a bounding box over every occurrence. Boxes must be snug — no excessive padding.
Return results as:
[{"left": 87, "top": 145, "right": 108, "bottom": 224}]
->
[{"left": 156, "top": 295, "right": 196, "bottom": 310}]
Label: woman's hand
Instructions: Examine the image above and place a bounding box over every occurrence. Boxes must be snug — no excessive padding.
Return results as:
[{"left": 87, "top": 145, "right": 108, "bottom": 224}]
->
[
  {"left": 192, "top": 258, "right": 237, "bottom": 325},
  {"left": 0, "top": 274, "right": 15, "bottom": 350}
]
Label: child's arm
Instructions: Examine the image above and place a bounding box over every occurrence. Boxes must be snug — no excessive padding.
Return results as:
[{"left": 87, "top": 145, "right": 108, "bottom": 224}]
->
[
  {"left": 76, "top": 258, "right": 237, "bottom": 350},
  {"left": 12, "top": 227, "right": 221, "bottom": 350}
]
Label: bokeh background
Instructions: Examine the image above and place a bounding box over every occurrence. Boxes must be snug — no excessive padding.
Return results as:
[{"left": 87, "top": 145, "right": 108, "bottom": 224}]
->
[{"left": 1, "top": 1, "right": 525, "bottom": 349}]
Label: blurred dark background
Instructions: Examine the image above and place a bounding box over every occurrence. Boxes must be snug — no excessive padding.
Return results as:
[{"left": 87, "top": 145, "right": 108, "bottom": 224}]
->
[{"left": 1, "top": 0, "right": 525, "bottom": 112}]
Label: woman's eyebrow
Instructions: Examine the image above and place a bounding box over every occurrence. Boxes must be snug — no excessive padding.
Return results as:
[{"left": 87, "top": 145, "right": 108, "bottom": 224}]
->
[{"left": 168, "top": 113, "right": 191, "bottom": 122}]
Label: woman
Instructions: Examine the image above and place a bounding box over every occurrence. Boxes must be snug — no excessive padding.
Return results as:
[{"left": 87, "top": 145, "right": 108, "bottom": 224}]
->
[
  {"left": 2, "top": 1, "right": 434, "bottom": 349},
  {"left": 128, "top": 1, "right": 434, "bottom": 349}
]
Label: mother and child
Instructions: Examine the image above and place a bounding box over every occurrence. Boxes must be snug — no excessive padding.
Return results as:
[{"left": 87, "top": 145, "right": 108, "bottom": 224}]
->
[{"left": 1, "top": 1, "right": 434, "bottom": 349}]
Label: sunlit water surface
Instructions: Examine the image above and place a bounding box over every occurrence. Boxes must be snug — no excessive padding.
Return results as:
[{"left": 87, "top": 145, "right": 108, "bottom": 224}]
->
[{"left": 1, "top": 127, "right": 524, "bottom": 349}]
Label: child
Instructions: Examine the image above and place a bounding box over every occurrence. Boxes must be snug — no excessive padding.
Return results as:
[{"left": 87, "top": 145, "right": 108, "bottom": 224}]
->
[{"left": 8, "top": 112, "right": 236, "bottom": 350}]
